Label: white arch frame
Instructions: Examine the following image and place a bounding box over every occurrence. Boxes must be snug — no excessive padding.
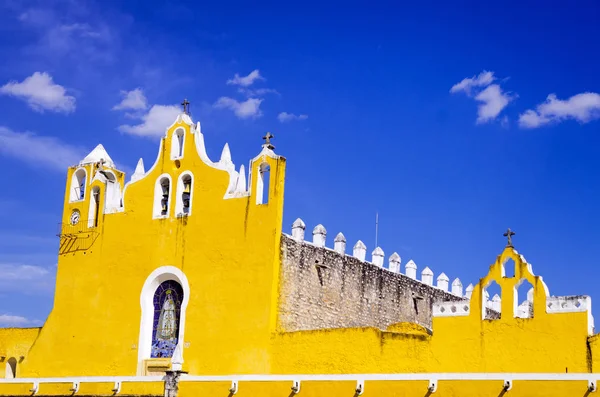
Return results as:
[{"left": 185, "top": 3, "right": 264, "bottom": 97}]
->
[
  {"left": 175, "top": 171, "right": 194, "bottom": 217},
  {"left": 255, "top": 162, "right": 270, "bottom": 205},
  {"left": 88, "top": 186, "right": 101, "bottom": 228},
  {"left": 69, "top": 168, "right": 87, "bottom": 202},
  {"left": 5, "top": 357, "right": 17, "bottom": 379},
  {"left": 170, "top": 128, "right": 185, "bottom": 160},
  {"left": 153, "top": 174, "right": 173, "bottom": 219},
  {"left": 137, "top": 266, "right": 190, "bottom": 375}
]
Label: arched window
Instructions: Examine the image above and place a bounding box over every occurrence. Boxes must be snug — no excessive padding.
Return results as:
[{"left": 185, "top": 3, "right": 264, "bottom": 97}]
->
[
  {"left": 70, "top": 168, "right": 87, "bottom": 202},
  {"left": 175, "top": 172, "right": 193, "bottom": 216},
  {"left": 5, "top": 357, "right": 17, "bottom": 379},
  {"left": 153, "top": 175, "right": 172, "bottom": 218},
  {"left": 151, "top": 280, "right": 183, "bottom": 358},
  {"left": 171, "top": 128, "right": 185, "bottom": 159},
  {"left": 88, "top": 186, "right": 101, "bottom": 227},
  {"left": 482, "top": 280, "right": 502, "bottom": 320},
  {"left": 255, "top": 162, "right": 270, "bottom": 205},
  {"left": 103, "top": 171, "right": 122, "bottom": 212}
]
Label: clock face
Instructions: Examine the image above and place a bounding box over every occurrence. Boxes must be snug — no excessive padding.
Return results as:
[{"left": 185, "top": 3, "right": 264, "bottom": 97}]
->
[{"left": 70, "top": 210, "right": 80, "bottom": 225}]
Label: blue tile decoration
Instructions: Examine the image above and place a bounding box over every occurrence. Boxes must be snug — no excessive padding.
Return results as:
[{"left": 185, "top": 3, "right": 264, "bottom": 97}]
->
[{"left": 151, "top": 280, "right": 183, "bottom": 358}]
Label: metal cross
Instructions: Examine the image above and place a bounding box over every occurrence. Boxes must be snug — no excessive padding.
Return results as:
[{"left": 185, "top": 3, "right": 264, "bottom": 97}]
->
[
  {"left": 262, "top": 132, "right": 275, "bottom": 150},
  {"left": 181, "top": 99, "right": 190, "bottom": 115},
  {"left": 503, "top": 228, "right": 515, "bottom": 247}
]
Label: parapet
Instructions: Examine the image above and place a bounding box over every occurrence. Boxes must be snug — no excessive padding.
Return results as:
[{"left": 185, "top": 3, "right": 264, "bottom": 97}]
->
[{"left": 278, "top": 219, "right": 466, "bottom": 333}]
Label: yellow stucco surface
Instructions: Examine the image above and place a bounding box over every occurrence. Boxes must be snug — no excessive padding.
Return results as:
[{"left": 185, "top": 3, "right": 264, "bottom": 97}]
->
[{"left": 0, "top": 114, "right": 597, "bottom": 396}]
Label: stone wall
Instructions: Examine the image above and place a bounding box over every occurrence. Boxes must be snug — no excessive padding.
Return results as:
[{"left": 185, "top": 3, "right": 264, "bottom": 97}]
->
[{"left": 278, "top": 234, "right": 461, "bottom": 332}]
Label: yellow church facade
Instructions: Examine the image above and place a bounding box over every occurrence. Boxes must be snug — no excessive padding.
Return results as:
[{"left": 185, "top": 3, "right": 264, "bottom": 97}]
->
[{"left": 1, "top": 111, "right": 599, "bottom": 396}]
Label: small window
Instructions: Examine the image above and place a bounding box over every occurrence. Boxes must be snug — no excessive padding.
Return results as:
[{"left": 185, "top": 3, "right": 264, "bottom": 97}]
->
[
  {"left": 171, "top": 128, "right": 185, "bottom": 159},
  {"left": 5, "top": 357, "right": 17, "bottom": 379},
  {"left": 153, "top": 175, "right": 172, "bottom": 218},
  {"left": 182, "top": 175, "right": 191, "bottom": 214},
  {"left": 515, "top": 279, "right": 534, "bottom": 318},
  {"left": 256, "top": 162, "right": 270, "bottom": 205},
  {"left": 70, "top": 168, "right": 87, "bottom": 202},
  {"left": 483, "top": 280, "right": 501, "bottom": 320},
  {"left": 161, "top": 180, "right": 170, "bottom": 216}
]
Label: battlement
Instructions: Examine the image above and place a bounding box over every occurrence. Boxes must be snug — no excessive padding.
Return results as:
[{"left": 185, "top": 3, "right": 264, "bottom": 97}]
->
[{"left": 278, "top": 219, "right": 466, "bottom": 332}]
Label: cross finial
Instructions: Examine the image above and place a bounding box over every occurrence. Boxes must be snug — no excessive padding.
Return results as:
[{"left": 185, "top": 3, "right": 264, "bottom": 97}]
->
[
  {"left": 503, "top": 228, "right": 515, "bottom": 247},
  {"left": 181, "top": 98, "right": 190, "bottom": 115},
  {"left": 262, "top": 132, "right": 275, "bottom": 150}
]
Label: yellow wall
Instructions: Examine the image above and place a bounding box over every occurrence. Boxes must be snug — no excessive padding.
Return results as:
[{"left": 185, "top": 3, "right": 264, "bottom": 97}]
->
[{"left": 0, "top": 114, "right": 597, "bottom": 396}]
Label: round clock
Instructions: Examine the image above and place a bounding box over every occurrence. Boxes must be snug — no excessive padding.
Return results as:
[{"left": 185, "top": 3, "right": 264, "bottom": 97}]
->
[{"left": 70, "top": 210, "right": 80, "bottom": 225}]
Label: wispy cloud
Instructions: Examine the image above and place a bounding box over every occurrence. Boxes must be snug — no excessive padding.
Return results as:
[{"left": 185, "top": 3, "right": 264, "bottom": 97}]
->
[
  {"left": 0, "top": 126, "right": 84, "bottom": 170},
  {"left": 238, "top": 87, "right": 279, "bottom": 97},
  {"left": 214, "top": 97, "right": 263, "bottom": 119},
  {"left": 0, "top": 72, "right": 75, "bottom": 113},
  {"left": 118, "top": 104, "right": 180, "bottom": 137},
  {"left": 519, "top": 92, "right": 600, "bottom": 129},
  {"left": 450, "top": 70, "right": 514, "bottom": 124},
  {"left": 226, "top": 70, "right": 264, "bottom": 87},
  {"left": 278, "top": 112, "right": 308, "bottom": 123},
  {"left": 0, "top": 263, "right": 55, "bottom": 294},
  {"left": 0, "top": 314, "right": 39, "bottom": 327},
  {"left": 112, "top": 88, "right": 148, "bottom": 110}
]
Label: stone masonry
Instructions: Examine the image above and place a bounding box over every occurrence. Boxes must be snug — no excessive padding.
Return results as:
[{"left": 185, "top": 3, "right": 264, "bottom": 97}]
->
[{"left": 278, "top": 234, "right": 462, "bottom": 332}]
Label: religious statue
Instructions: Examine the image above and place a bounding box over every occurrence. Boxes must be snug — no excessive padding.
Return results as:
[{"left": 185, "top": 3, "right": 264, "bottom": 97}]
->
[{"left": 157, "top": 290, "right": 177, "bottom": 340}]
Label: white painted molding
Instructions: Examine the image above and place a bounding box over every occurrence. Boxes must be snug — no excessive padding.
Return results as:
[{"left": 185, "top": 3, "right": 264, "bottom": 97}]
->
[
  {"left": 175, "top": 171, "right": 194, "bottom": 217},
  {"left": 465, "top": 283, "right": 474, "bottom": 299},
  {"left": 405, "top": 260, "right": 417, "bottom": 280},
  {"left": 372, "top": 247, "right": 384, "bottom": 267},
  {"left": 388, "top": 252, "right": 401, "bottom": 273},
  {"left": 491, "top": 294, "right": 502, "bottom": 312},
  {"left": 170, "top": 127, "right": 185, "bottom": 160},
  {"left": 219, "top": 143, "right": 233, "bottom": 167},
  {"left": 234, "top": 165, "right": 247, "bottom": 195},
  {"left": 79, "top": 144, "right": 115, "bottom": 168},
  {"left": 421, "top": 267, "right": 434, "bottom": 286},
  {"left": 312, "top": 224, "right": 327, "bottom": 248},
  {"left": 353, "top": 240, "right": 366, "bottom": 261},
  {"left": 334, "top": 233, "right": 346, "bottom": 254},
  {"left": 152, "top": 174, "right": 173, "bottom": 219},
  {"left": 451, "top": 278, "right": 463, "bottom": 297},
  {"left": 69, "top": 167, "right": 88, "bottom": 202},
  {"left": 436, "top": 273, "right": 449, "bottom": 292},
  {"left": 137, "top": 266, "right": 190, "bottom": 376},
  {"left": 131, "top": 158, "right": 145, "bottom": 182},
  {"left": 433, "top": 300, "right": 471, "bottom": 317},
  {"left": 291, "top": 218, "right": 306, "bottom": 241}
]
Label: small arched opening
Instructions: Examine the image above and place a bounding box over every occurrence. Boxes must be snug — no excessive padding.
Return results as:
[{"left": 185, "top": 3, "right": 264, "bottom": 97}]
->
[
  {"left": 502, "top": 257, "right": 516, "bottom": 278},
  {"left": 515, "top": 278, "right": 534, "bottom": 318},
  {"left": 482, "top": 280, "right": 502, "bottom": 320},
  {"left": 255, "top": 162, "right": 271, "bottom": 205},
  {"left": 153, "top": 175, "right": 172, "bottom": 218},
  {"left": 171, "top": 128, "right": 185, "bottom": 159},
  {"left": 5, "top": 357, "right": 17, "bottom": 379},
  {"left": 70, "top": 168, "right": 87, "bottom": 202},
  {"left": 88, "top": 186, "right": 101, "bottom": 227},
  {"left": 176, "top": 172, "right": 193, "bottom": 216}
]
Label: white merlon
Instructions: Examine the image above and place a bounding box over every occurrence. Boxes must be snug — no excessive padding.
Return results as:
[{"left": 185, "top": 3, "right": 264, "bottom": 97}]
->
[
  {"left": 433, "top": 300, "right": 471, "bottom": 317},
  {"left": 372, "top": 247, "right": 384, "bottom": 267},
  {"left": 131, "top": 158, "right": 145, "bottom": 182},
  {"left": 465, "top": 283, "right": 474, "bottom": 299},
  {"left": 80, "top": 144, "right": 116, "bottom": 168},
  {"left": 334, "top": 233, "right": 346, "bottom": 254},
  {"left": 437, "top": 272, "right": 449, "bottom": 291},
  {"left": 353, "top": 240, "right": 366, "bottom": 261},
  {"left": 312, "top": 224, "right": 327, "bottom": 247},
  {"left": 234, "top": 165, "right": 247, "bottom": 193},
  {"left": 220, "top": 143, "right": 233, "bottom": 166},
  {"left": 491, "top": 294, "right": 501, "bottom": 312},
  {"left": 421, "top": 267, "right": 434, "bottom": 286},
  {"left": 389, "top": 252, "right": 401, "bottom": 273},
  {"left": 451, "top": 278, "right": 463, "bottom": 297},
  {"left": 291, "top": 218, "right": 306, "bottom": 241},
  {"left": 405, "top": 260, "right": 417, "bottom": 279}
]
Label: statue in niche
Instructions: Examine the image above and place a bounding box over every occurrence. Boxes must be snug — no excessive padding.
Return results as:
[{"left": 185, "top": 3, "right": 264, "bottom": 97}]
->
[
  {"left": 158, "top": 290, "right": 177, "bottom": 340},
  {"left": 151, "top": 282, "right": 182, "bottom": 358}
]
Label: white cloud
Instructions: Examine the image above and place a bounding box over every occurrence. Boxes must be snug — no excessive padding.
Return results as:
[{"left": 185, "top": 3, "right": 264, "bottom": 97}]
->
[
  {"left": 278, "top": 112, "right": 308, "bottom": 123},
  {"left": 0, "top": 126, "right": 84, "bottom": 171},
  {"left": 226, "top": 70, "right": 264, "bottom": 87},
  {"left": 0, "top": 314, "right": 37, "bottom": 327},
  {"left": 0, "top": 263, "right": 55, "bottom": 294},
  {"left": 113, "top": 88, "right": 148, "bottom": 110},
  {"left": 474, "top": 84, "right": 514, "bottom": 124},
  {"left": 118, "top": 104, "right": 180, "bottom": 137},
  {"left": 518, "top": 92, "right": 600, "bottom": 129},
  {"left": 214, "top": 97, "right": 263, "bottom": 119},
  {"left": 450, "top": 71, "right": 495, "bottom": 95},
  {"left": 238, "top": 87, "right": 279, "bottom": 97},
  {"left": 0, "top": 72, "right": 75, "bottom": 113}
]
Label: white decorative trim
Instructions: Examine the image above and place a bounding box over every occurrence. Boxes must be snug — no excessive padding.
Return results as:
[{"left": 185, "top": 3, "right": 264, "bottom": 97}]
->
[
  {"left": 69, "top": 167, "right": 88, "bottom": 202},
  {"left": 153, "top": 174, "right": 173, "bottom": 219},
  {"left": 130, "top": 158, "right": 145, "bottom": 183},
  {"left": 255, "top": 162, "right": 270, "bottom": 205},
  {"left": 170, "top": 128, "right": 186, "bottom": 160},
  {"left": 175, "top": 171, "right": 194, "bottom": 217},
  {"left": 433, "top": 300, "right": 471, "bottom": 317},
  {"left": 79, "top": 144, "right": 115, "bottom": 168},
  {"left": 103, "top": 170, "right": 122, "bottom": 213},
  {"left": 87, "top": 186, "right": 101, "bottom": 228},
  {"left": 137, "top": 266, "right": 190, "bottom": 375}
]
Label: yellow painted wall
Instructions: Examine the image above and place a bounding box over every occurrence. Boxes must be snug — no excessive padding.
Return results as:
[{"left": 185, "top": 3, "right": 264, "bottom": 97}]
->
[{"left": 0, "top": 113, "right": 597, "bottom": 396}]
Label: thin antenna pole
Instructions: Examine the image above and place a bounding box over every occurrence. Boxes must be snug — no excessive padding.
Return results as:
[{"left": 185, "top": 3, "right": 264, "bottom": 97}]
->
[{"left": 375, "top": 212, "right": 379, "bottom": 247}]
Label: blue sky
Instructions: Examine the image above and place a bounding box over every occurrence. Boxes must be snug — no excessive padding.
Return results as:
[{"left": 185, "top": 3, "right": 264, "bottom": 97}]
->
[{"left": 1, "top": 0, "right": 600, "bottom": 328}]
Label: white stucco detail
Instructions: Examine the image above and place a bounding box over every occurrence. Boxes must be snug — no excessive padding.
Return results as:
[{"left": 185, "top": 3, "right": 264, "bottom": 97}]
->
[
  {"left": 292, "top": 218, "right": 306, "bottom": 241},
  {"left": 137, "top": 266, "right": 190, "bottom": 375},
  {"left": 69, "top": 167, "right": 88, "bottom": 202},
  {"left": 433, "top": 300, "right": 471, "bottom": 317},
  {"left": 437, "top": 273, "right": 449, "bottom": 291},
  {"left": 353, "top": 240, "right": 366, "bottom": 261},
  {"left": 465, "top": 283, "right": 474, "bottom": 299},
  {"left": 312, "top": 224, "right": 327, "bottom": 248},
  {"left": 170, "top": 128, "right": 185, "bottom": 160},
  {"left": 103, "top": 170, "right": 122, "bottom": 213},
  {"left": 421, "top": 266, "right": 434, "bottom": 286},
  {"left": 405, "top": 260, "right": 417, "bottom": 279},
  {"left": 131, "top": 158, "right": 146, "bottom": 183},
  {"left": 388, "top": 252, "right": 401, "bottom": 273},
  {"left": 233, "top": 165, "right": 247, "bottom": 195},
  {"left": 334, "top": 233, "right": 346, "bottom": 254},
  {"left": 5, "top": 357, "right": 16, "bottom": 379},
  {"left": 219, "top": 143, "right": 232, "bottom": 166},
  {"left": 372, "top": 247, "right": 384, "bottom": 267},
  {"left": 79, "top": 144, "right": 115, "bottom": 168},
  {"left": 88, "top": 186, "right": 101, "bottom": 228},
  {"left": 451, "top": 278, "right": 463, "bottom": 296}
]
